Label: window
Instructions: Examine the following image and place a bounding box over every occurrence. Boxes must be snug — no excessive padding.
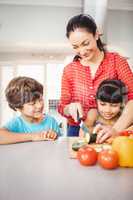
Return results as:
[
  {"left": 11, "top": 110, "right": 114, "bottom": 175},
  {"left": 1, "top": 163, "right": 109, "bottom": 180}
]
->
[
  {"left": 0, "top": 65, "right": 14, "bottom": 125},
  {"left": 46, "top": 63, "right": 63, "bottom": 99}
]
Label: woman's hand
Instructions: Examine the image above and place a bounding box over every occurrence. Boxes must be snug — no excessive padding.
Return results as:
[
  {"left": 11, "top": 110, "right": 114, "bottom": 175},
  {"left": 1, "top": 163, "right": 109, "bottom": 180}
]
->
[
  {"left": 93, "top": 124, "right": 117, "bottom": 144},
  {"left": 64, "top": 102, "right": 83, "bottom": 122}
]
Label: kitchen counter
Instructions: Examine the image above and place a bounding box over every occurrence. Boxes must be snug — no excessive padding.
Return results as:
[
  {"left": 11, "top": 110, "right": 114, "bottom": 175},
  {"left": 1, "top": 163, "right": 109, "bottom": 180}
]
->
[{"left": 0, "top": 137, "right": 133, "bottom": 200}]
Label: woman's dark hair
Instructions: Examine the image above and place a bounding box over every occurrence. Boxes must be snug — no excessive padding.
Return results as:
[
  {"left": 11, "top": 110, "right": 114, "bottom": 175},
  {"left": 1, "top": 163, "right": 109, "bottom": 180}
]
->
[
  {"left": 66, "top": 14, "right": 106, "bottom": 61},
  {"left": 5, "top": 76, "right": 43, "bottom": 111},
  {"left": 96, "top": 79, "right": 127, "bottom": 103}
]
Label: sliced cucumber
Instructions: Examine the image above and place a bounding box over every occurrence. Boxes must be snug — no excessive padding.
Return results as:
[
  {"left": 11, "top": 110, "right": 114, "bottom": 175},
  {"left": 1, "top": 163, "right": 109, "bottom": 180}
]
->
[
  {"left": 72, "top": 140, "right": 87, "bottom": 151},
  {"left": 85, "top": 133, "right": 90, "bottom": 143}
]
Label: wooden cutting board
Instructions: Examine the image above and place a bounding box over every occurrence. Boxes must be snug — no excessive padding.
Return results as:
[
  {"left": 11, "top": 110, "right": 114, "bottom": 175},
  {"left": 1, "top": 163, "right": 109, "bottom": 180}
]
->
[{"left": 68, "top": 137, "right": 112, "bottom": 159}]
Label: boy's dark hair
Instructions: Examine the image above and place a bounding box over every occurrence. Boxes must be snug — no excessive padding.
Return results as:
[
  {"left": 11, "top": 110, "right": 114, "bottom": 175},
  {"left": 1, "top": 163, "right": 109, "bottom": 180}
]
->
[
  {"left": 5, "top": 76, "right": 43, "bottom": 111},
  {"left": 66, "top": 14, "right": 106, "bottom": 61},
  {"left": 96, "top": 79, "right": 127, "bottom": 103}
]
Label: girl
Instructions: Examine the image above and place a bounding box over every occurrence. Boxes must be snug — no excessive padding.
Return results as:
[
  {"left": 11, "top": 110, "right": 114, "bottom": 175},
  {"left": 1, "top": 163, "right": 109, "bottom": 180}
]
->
[{"left": 79, "top": 79, "right": 127, "bottom": 140}]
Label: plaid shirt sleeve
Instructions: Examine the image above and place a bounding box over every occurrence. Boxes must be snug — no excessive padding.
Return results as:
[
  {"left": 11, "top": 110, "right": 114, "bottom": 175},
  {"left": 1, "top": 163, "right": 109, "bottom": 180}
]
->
[
  {"left": 58, "top": 62, "right": 97, "bottom": 125},
  {"left": 114, "top": 53, "right": 133, "bottom": 100}
]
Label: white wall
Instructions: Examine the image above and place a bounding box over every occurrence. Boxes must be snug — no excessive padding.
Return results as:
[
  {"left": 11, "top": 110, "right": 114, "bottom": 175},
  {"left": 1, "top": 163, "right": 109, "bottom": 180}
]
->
[
  {"left": 83, "top": 0, "right": 108, "bottom": 35},
  {"left": 0, "top": 0, "right": 82, "bottom": 7},
  {"left": 0, "top": 3, "right": 82, "bottom": 52},
  {"left": 0, "top": 0, "right": 133, "bottom": 64},
  {"left": 106, "top": 9, "right": 133, "bottom": 67}
]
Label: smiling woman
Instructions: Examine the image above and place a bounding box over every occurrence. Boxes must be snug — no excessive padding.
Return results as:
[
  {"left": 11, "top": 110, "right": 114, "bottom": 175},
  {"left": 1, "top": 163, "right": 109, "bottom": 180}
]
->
[{"left": 58, "top": 14, "right": 133, "bottom": 139}]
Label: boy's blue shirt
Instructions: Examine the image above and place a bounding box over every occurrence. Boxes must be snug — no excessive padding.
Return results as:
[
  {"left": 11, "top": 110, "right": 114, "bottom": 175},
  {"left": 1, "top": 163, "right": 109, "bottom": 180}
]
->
[{"left": 3, "top": 114, "right": 61, "bottom": 136}]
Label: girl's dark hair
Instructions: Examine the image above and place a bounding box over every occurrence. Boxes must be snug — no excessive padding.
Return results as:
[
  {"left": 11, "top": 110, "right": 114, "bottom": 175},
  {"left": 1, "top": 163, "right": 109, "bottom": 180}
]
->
[
  {"left": 5, "top": 76, "right": 43, "bottom": 111},
  {"left": 96, "top": 79, "right": 127, "bottom": 103},
  {"left": 66, "top": 14, "right": 106, "bottom": 61}
]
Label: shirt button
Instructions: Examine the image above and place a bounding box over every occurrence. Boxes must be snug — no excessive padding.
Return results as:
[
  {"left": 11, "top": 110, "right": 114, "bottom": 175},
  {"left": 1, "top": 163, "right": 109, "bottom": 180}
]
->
[
  {"left": 90, "top": 95, "right": 94, "bottom": 98},
  {"left": 89, "top": 86, "right": 93, "bottom": 89}
]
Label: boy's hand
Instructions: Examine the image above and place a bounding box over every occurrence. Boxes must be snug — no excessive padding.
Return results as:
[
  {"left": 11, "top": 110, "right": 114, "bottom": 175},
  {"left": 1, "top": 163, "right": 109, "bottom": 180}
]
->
[
  {"left": 32, "top": 130, "right": 57, "bottom": 142},
  {"left": 45, "top": 130, "right": 57, "bottom": 140}
]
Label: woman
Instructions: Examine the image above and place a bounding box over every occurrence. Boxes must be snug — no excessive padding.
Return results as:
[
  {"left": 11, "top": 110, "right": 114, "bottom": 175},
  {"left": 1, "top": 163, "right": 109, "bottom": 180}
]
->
[{"left": 58, "top": 14, "right": 133, "bottom": 140}]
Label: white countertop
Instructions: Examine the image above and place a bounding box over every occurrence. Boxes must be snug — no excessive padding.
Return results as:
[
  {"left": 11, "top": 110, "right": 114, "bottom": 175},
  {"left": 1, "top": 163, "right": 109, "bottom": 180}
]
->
[{"left": 0, "top": 137, "right": 133, "bottom": 200}]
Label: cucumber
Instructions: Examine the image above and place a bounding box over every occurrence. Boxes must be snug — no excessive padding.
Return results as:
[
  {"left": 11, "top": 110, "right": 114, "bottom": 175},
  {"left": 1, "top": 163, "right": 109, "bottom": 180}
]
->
[
  {"left": 72, "top": 141, "right": 87, "bottom": 151},
  {"left": 88, "top": 133, "right": 97, "bottom": 144}
]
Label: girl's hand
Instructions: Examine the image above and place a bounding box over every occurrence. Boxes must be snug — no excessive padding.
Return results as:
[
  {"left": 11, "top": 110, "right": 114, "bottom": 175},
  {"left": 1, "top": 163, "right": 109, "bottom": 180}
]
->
[
  {"left": 93, "top": 124, "right": 117, "bottom": 144},
  {"left": 64, "top": 102, "right": 83, "bottom": 122}
]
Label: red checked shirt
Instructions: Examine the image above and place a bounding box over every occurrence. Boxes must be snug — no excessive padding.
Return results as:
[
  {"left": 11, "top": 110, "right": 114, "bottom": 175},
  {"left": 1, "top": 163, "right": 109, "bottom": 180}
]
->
[{"left": 58, "top": 52, "right": 133, "bottom": 125}]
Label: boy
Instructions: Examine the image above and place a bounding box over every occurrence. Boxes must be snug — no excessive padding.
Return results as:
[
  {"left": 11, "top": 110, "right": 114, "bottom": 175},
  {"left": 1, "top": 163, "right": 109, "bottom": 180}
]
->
[
  {"left": 79, "top": 79, "right": 127, "bottom": 140},
  {"left": 0, "top": 76, "right": 61, "bottom": 144}
]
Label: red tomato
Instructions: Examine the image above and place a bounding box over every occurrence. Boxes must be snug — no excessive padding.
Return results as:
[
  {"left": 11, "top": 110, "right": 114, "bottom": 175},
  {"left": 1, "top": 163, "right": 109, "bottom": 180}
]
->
[
  {"left": 98, "top": 149, "right": 119, "bottom": 169},
  {"left": 77, "top": 145, "right": 97, "bottom": 166},
  {"left": 119, "top": 130, "right": 133, "bottom": 137}
]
